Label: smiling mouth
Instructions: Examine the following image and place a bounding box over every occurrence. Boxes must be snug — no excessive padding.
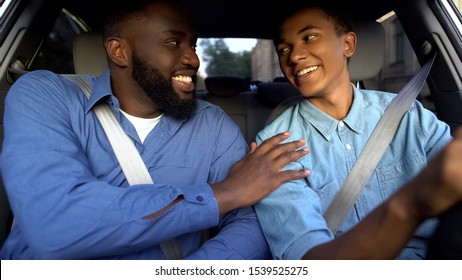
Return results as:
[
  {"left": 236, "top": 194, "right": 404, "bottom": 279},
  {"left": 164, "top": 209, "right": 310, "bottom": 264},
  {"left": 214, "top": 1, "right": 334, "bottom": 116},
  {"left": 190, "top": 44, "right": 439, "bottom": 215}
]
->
[
  {"left": 171, "top": 75, "right": 195, "bottom": 93},
  {"left": 297, "top": 66, "right": 319, "bottom": 77},
  {"left": 172, "top": 75, "right": 193, "bottom": 84}
]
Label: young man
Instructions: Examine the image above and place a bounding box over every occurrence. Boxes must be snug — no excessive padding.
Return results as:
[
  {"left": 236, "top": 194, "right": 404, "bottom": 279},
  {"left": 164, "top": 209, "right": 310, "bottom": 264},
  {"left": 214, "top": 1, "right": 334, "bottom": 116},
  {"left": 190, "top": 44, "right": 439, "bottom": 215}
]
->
[
  {"left": 0, "top": 1, "right": 310, "bottom": 259},
  {"left": 254, "top": 3, "right": 462, "bottom": 259}
]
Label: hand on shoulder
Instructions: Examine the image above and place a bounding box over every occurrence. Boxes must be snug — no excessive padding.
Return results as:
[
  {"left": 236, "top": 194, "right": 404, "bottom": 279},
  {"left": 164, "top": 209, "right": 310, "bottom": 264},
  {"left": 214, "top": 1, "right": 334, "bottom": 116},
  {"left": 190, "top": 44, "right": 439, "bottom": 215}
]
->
[{"left": 212, "top": 132, "right": 311, "bottom": 214}]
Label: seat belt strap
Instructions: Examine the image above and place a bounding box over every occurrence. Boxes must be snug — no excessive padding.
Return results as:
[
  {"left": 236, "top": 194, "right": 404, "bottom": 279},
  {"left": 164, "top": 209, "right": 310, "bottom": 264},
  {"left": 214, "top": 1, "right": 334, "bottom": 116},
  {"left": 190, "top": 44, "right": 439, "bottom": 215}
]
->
[
  {"left": 68, "top": 76, "right": 153, "bottom": 185},
  {"left": 64, "top": 74, "right": 183, "bottom": 260},
  {"left": 323, "top": 53, "right": 437, "bottom": 233}
]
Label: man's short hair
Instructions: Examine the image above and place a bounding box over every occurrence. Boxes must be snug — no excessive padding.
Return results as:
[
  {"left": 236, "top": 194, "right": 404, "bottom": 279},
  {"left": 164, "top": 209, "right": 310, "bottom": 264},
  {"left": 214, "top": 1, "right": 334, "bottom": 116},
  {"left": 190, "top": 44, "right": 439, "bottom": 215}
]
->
[
  {"left": 272, "top": 1, "right": 354, "bottom": 45},
  {"left": 102, "top": 0, "right": 180, "bottom": 41}
]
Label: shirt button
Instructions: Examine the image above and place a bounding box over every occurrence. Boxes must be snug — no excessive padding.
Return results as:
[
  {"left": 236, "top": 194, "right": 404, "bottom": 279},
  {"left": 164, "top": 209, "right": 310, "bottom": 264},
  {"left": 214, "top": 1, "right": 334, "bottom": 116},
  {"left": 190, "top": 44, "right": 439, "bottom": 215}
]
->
[
  {"left": 338, "top": 121, "right": 345, "bottom": 128},
  {"left": 345, "top": 144, "right": 352, "bottom": 150},
  {"left": 196, "top": 196, "right": 204, "bottom": 202}
]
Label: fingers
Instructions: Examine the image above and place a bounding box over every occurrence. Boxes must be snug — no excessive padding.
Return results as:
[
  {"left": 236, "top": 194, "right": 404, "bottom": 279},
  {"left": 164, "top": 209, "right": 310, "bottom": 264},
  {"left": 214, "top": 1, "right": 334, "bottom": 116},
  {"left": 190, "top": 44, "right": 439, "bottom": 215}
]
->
[
  {"left": 270, "top": 145, "right": 310, "bottom": 172},
  {"left": 268, "top": 138, "right": 308, "bottom": 161},
  {"left": 248, "top": 142, "right": 257, "bottom": 154},
  {"left": 255, "top": 131, "right": 291, "bottom": 154},
  {"left": 261, "top": 136, "right": 309, "bottom": 171},
  {"left": 213, "top": 132, "right": 311, "bottom": 213},
  {"left": 251, "top": 132, "right": 309, "bottom": 173},
  {"left": 255, "top": 131, "right": 308, "bottom": 159},
  {"left": 278, "top": 169, "right": 311, "bottom": 184}
]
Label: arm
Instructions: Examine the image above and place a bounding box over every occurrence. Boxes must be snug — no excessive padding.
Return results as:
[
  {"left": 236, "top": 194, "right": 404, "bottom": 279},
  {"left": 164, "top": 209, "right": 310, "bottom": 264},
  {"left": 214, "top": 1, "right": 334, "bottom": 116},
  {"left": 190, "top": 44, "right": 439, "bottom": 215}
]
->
[
  {"left": 396, "top": 101, "right": 453, "bottom": 258},
  {"left": 185, "top": 206, "right": 271, "bottom": 259},
  {"left": 304, "top": 127, "right": 462, "bottom": 259},
  {"left": 159, "top": 133, "right": 310, "bottom": 217}
]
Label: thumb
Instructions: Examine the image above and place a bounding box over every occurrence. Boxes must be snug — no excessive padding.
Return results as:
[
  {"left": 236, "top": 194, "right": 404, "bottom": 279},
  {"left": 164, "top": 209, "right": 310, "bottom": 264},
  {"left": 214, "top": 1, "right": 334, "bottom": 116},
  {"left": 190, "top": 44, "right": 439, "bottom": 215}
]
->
[{"left": 248, "top": 142, "right": 257, "bottom": 154}]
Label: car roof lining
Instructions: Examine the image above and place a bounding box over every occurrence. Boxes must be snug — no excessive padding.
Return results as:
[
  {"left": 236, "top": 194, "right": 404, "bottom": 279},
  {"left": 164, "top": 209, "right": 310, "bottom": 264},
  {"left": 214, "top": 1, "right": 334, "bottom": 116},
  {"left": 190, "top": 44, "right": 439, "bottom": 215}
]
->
[{"left": 64, "top": 0, "right": 393, "bottom": 39}]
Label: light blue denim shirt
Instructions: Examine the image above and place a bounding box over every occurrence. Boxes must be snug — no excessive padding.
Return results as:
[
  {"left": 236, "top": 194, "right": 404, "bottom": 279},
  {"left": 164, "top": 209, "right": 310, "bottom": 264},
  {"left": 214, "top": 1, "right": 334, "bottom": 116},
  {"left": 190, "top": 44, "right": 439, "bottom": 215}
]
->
[
  {"left": 0, "top": 70, "right": 270, "bottom": 260},
  {"left": 254, "top": 86, "right": 452, "bottom": 260}
]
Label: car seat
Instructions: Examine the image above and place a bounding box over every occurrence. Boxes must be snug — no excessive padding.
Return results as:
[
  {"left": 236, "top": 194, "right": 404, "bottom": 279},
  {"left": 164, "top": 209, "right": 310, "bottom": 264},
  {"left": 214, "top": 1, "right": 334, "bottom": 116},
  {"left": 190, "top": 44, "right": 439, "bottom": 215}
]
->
[
  {"left": 203, "top": 76, "right": 297, "bottom": 144},
  {"left": 203, "top": 76, "right": 250, "bottom": 137}
]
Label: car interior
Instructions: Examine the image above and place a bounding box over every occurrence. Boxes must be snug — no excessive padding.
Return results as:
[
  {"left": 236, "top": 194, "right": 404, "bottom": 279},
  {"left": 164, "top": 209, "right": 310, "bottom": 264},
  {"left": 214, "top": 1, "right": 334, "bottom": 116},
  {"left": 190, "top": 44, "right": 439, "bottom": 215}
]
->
[{"left": 0, "top": 0, "right": 461, "bottom": 257}]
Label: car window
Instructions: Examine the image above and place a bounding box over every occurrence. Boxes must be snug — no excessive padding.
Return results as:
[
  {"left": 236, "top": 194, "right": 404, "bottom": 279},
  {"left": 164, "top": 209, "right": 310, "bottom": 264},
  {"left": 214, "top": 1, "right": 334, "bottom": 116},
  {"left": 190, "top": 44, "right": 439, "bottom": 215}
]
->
[
  {"left": 196, "top": 38, "right": 258, "bottom": 90},
  {"left": 374, "top": 12, "right": 436, "bottom": 111}
]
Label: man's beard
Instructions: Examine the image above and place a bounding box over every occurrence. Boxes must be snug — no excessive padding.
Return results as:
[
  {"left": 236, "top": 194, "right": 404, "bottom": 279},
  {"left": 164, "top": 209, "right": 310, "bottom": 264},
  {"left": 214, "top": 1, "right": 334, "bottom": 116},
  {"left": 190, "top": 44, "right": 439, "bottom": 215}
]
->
[{"left": 131, "top": 52, "right": 197, "bottom": 120}]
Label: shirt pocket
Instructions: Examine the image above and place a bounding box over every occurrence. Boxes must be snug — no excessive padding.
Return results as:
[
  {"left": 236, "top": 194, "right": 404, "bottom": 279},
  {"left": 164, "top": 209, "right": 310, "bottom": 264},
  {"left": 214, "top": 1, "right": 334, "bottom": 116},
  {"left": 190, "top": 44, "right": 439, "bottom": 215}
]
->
[
  {"left": 376, "top": 151, "right": 425, "bottom": 199},
  {"left": 149, "top": 153, "right": 194, "bottom": 184},
  {"left": 310, "top": 179, "right": 341, "bottom": 213}
]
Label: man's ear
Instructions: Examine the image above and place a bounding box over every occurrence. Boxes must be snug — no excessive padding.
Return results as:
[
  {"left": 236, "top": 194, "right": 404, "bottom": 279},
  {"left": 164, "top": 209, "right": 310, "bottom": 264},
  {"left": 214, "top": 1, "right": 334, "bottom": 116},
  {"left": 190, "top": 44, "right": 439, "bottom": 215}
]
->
[
  {"left": 343, "top": 32, "right": 357, "bottom": 58},
  {"left": 105, "top": 38, "right": 130, "bottom": 67}
]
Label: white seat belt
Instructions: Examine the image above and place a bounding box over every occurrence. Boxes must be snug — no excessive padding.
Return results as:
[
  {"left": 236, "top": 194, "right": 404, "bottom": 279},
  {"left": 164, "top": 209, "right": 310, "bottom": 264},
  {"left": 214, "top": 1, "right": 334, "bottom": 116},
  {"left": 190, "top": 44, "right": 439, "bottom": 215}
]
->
[
  {"left": 64, "top": 74, "right": 183, "bottom": 260},
  {"left": 323, "top": 53, "right": 437, "bottom": 233}
]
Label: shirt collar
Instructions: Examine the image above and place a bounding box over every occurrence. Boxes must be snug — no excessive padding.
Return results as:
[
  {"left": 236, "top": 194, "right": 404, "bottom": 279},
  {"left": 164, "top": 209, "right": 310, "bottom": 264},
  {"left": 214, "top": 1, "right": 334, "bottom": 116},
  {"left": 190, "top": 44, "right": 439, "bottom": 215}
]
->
[
  {"left": 343, "top": 86, "right": 364, "bottom": 134},
  {"left": 85, "top": 70, "right": 113, "bottom": 113},
  {"left": 298, "top": 85, "right": 364, "bottom": 141}
]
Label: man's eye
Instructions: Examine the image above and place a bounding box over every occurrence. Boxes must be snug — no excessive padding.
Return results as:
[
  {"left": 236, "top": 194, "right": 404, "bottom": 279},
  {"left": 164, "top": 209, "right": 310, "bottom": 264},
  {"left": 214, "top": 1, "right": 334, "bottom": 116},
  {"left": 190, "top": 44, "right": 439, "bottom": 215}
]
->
[
  {"left": 167, "top": 40, "right": 179, "bottom": 46},
  {"left": 277, "top": 47, "right": 290, "bottom": 56},
  {"left": 303, "top": 35, "right": 315, "bottom": 42}
]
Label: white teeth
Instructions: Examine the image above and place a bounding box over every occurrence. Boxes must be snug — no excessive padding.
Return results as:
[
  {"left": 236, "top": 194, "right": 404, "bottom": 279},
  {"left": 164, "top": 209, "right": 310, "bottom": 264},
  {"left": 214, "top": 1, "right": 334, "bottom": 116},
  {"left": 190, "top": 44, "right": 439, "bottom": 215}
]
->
[
  {"left": 297, "top": 66, "right": 318, "bottom": 77},
  {"left": 172, "top": 75, "right": 192, "bottom": 84}
]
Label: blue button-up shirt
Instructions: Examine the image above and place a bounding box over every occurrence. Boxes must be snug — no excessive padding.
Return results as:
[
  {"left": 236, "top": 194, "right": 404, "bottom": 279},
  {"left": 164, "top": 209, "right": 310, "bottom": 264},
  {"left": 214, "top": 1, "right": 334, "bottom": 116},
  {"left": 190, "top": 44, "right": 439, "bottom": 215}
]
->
[
  {"left": 254, "top": 87, "right": 452, "bottom": 260},
  {"left": 0, "top": 70, "right": 270, "bottom": 260}
]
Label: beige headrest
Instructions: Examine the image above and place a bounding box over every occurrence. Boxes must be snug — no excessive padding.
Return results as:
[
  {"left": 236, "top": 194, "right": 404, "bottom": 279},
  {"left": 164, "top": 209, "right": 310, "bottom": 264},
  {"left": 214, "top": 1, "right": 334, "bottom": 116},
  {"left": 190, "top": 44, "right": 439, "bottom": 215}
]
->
[
  {"left": 72, "top": 21, "right": 385, "bottom": 80},
  {"left": 349, "top": 20, "right": 385, "bottom": 81},
  {"left": 73, "top": 32, "right": 108, "bottom": 75}
]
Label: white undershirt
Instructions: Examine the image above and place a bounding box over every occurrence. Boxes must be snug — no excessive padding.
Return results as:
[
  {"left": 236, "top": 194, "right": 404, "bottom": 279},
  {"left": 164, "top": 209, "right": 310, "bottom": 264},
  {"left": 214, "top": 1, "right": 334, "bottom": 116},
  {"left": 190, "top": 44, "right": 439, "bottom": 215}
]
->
[{"left": 120, "top": 110, "right": 162, "bottom": 143}]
